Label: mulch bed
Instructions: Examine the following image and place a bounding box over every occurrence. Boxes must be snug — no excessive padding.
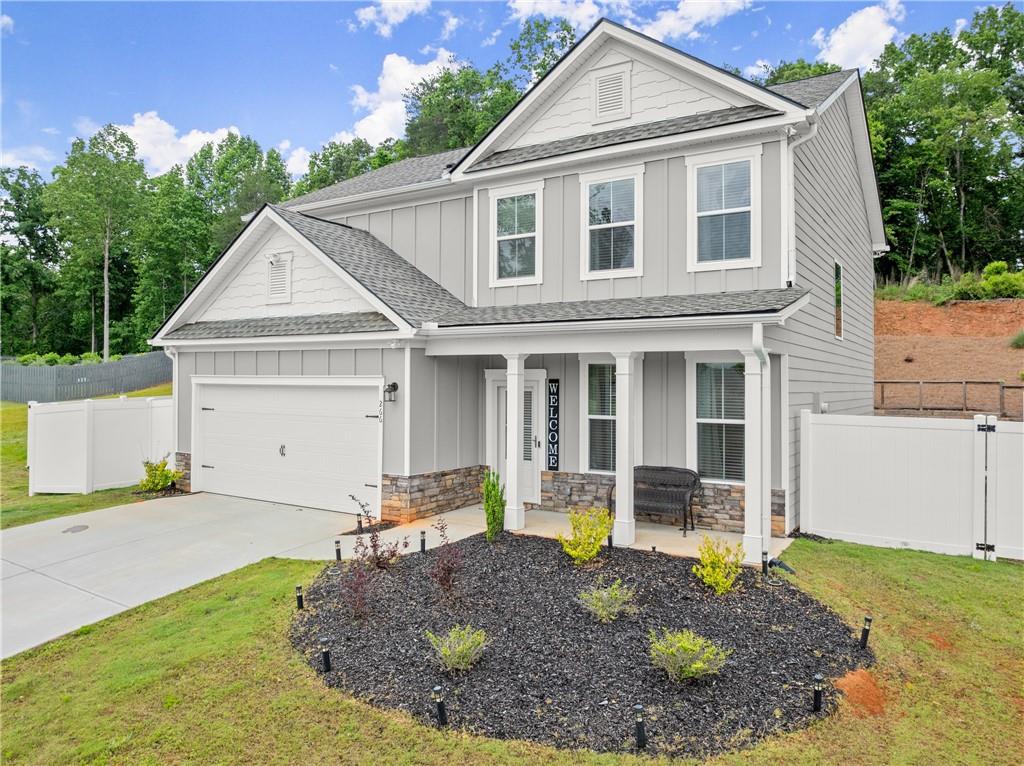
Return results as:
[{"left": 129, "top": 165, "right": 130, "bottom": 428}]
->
[
  {"left": 338, "top": 519, "right": 399, "bottom": 536},
  {"left": 132, "top": 486, "right": 186, "bottom": 499},
  {"left": 291, "top": 533, "right": 871, "bottom": 758}
]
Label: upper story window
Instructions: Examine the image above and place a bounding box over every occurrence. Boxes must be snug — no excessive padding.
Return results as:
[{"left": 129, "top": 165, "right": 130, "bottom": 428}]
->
[
  {"left": 489, "top": 181, "right": 543, "bottom": 287},
  {"left": 591, "top": 62, "right": 631, "bottom": 124},
  {"left": 834, "top": 260, "right": 844, "bottom": 339},
  {"left": 265, "top": 251, "right": 293, "bottom": 304},
  {"left": 580, "top": 165, "right": 644, "bottom": 281},
  {"left": 686, "top": 146, "right": 761, "bottom": 273}
]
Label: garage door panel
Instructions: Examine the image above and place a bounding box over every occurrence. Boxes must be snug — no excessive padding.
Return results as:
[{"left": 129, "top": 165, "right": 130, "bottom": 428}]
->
[{"left": 195, "top": 382, "right": 381, "bottom": 514}]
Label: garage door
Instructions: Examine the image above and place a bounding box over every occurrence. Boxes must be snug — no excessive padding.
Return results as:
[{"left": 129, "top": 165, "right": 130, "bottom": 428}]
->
[{"left": 193, "top": 381, "right": 381, "bottom": 514}]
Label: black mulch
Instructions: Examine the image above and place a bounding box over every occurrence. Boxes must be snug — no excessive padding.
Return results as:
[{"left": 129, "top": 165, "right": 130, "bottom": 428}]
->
[
  {"left": 339, "top": 520, "right": 399, "bottom": 536},
  {"left": 132, "top": 486, "right": 186, "bottom": 499},
  {"left": 290, "top": 533, "right": 871, "bottom": 758}
]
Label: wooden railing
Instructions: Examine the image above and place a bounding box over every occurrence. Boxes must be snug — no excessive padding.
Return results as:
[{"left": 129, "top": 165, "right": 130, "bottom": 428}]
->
[{"left": 875, "top": 379, "right": 1024, "bottom": 419}]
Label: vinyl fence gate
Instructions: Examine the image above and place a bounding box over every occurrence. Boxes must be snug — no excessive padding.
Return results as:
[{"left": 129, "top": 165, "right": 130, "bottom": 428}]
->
[{"left": 800, "top": 411, "right": 1024, "bottom": 561}]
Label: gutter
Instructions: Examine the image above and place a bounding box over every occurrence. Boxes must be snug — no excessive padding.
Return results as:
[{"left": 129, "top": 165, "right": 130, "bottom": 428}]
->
[{"left": 786, "top": 114, "right": 819, "bottom": 285}]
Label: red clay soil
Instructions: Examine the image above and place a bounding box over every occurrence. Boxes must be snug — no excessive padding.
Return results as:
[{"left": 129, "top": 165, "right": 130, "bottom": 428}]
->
[
  {"left": 875, "top": 299, "right": 1024, "bottom": 337},
  {"left": 835, "top": 668, "right": 887, "bottom": 717}
]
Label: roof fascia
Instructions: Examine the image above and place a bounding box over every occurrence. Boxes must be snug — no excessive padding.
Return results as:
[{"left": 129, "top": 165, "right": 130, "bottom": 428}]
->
[
  {"left": 285, "top": 176, "right": 456, "bottom": 216},
  {"left": 837, "top": 81, "right": 887, "bottom": 251},
  {"left": 151, "top": 328, "right": 417, "bottom": 350}
]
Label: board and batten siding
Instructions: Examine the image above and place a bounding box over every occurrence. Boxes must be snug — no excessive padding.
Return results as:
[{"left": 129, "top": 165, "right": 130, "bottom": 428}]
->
[
  {"left": 407, "top": 349, "right": 483, "bottom": 475},
  {"left": 767, "top": 90, "right": 876, "bottom": 527},
  {"left": 176, "top": 348, "right": 405, "bottom": 474},
  {"left": 475, "top": 140, "right": 784, "bottom": 308}
]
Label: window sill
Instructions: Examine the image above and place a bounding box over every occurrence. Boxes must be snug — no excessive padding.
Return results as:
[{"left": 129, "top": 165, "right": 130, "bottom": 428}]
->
[
  {"left": 581, "top": 267, "right": 642, "bottom": 281},
  {"left": 490, "top": 275, "right": 542, "bottom": 289},
  {"left": 687, "top": 257, "right": 759, "bottom": 274}
]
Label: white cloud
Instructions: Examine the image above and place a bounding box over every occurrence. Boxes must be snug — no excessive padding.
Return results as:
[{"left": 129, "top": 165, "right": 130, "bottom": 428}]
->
[
  {"left": 348, "top": 48, "right": 454, "bottom": 144},
  {"left": 639, "top": 0, "right": 752, "bottom": 42},
  {"left": 507, "top": 0, "right": 602, "bottom": 31},
  {"left": 329, "top": 130, "right": 356, "bottom": 145},
  {"left": 953, "top": 18, "right": 967, "bottom": 38},
  {"left": 73, "top": 116, "right": 101, "bottom": 137},
  {"left": 1, "top": 145, "right": 55, "bottom": 170},
  {"left": 277, "top": 139, "right": 292, "bottom": 152},
  {"left": 482, "top": 28, "right": 503, "bottom": 47},
  {"left": 329, "top": 63, "right": 339, "bottom": 72},
  {"left": 284, "top": 146, "right": 311, "bottom": 176},
  {"left": 812, "top": 0, "right": 905, "bottom": 70},
  {"left": 41, "top": 127, "right": 60, "bottom": 136},
  {"left": 354, "top": 0, "right": 431, "bottom": 38},
  {"left": 116, "top": 111, "right": 239, "bottom": 174},
  {"left": 440, "top": 10, "right": 461, "bottom": 40},
  {"left": 743, "top": 58, "right": 770, "bottom": 78},
  {"left": 0, "top": 14, "right": 13, "bottom": 35}
]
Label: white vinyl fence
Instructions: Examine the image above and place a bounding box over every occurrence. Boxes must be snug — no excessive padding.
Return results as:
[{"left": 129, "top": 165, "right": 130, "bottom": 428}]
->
[
  {"left": 28, "top": 396, "right": 174, "bottom": 495},
  {"left": 801, "top": 411, "right": 1023, "bottom": 561}
]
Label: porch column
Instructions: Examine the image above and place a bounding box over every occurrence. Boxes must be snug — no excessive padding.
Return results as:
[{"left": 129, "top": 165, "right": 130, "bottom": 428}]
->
[
  {"left": 741, "top": 350, "right": 771, "bottom": 564},
  {"left": 613, "top": 352, "right": 639, "bottom": 546},
  {"left": 504, "top": 353, "right": 527, "bottom": 530}
]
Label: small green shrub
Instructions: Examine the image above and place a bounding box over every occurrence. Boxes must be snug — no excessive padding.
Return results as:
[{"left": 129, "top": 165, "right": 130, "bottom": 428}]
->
[
  {"left": 649, "top": 628, "right": 731, "bottom": 682},
  {"left": 137, "top": 457, "right": 183, "bottom": 492},
  {"left": 80, "top": 352, "right": 102, "bottom": 365},
  {"left": 16, "top": 353, "right": 39, "bottom": 365},
  {"left": 579, "top": 577, "right": 638, "bottom": 623},
  {"left": 425, "top": 625, "right": 488, "bottom": 673},
  {"left": 40, "top": 352, "right": 61, "bottom": 366},
  {"left": 691, "top": 535, "right": 744, "bottom": 596},
  {"left": 982, "top": 261, "right": 1008, "bottom": 278},
  {"left": 557, "top": 506, "right": 614, "bottom": 565},
  {"left": 109, "top": 354, "right": 123, "bottom": 362},
  {"left": 1011, "top": 330, "right": 1024, "bottom": 350},
  {"left": 482, "top": 470, "right": 506, "bottom": 542},
  {"left": 58, "top": 353, "right": 80, "bottom": 365}
]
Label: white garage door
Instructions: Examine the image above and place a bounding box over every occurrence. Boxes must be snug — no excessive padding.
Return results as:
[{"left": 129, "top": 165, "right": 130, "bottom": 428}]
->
[{"left": 193, "top": 381, "right": 381, "bottom": 514}]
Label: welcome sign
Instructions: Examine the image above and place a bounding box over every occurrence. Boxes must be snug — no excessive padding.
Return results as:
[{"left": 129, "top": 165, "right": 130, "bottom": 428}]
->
[{"left": 547, "top": 379, "right": 559, "bottom": 470}]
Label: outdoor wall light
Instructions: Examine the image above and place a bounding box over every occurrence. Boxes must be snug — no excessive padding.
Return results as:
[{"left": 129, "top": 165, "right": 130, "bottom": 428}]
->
[
  {"left": 432, "top": 685, "right": 448, "bottom": 726},
  {"left": 383, "top": 381, "right": 399, "bottom": 402},
  {"left": 320, "top": 637, "right": 332, "bottom": 673},
  {"left": 813, "top": 674, "right": 824, "bottom": 712},
  {"left": 860, "top": 616, "right": 873, "bottom": 649},
  {"left": 295, "top": 584, "right": 304, "bottom": 610},
  {"left": 633, "top": 703, "right": 647, "bottom": 750}
]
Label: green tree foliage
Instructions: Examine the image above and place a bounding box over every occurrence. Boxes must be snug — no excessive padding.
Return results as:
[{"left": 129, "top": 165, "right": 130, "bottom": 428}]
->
[
  {"left": 761, "top": 59, "right": 841, "bottom": 85},
  {"left": 290, "top": 137, "right": 375, "bottom": 198},
  {"left": 43, "top": 126, "right": 146, "bottom": 359}
]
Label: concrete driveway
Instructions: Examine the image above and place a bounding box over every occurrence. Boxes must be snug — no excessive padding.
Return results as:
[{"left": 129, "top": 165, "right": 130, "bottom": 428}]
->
[{"left": 0, "top": 493, "right": 359, "bottom": 658}]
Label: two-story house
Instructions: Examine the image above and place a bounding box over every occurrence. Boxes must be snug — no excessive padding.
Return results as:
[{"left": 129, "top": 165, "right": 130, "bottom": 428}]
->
[{"left": 151, "top": 19, "right": 886, "bottom": 564}]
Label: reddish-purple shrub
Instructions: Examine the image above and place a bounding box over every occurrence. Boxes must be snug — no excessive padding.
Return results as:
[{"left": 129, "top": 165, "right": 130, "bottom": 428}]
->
[{"left": 429, "top": 517, "right": 462, "bottom": 595}]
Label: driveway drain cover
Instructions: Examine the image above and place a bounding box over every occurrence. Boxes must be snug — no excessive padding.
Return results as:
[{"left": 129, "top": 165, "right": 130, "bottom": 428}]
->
[{"left": 62, "top": 524, "right": 89, "bottom": 534}]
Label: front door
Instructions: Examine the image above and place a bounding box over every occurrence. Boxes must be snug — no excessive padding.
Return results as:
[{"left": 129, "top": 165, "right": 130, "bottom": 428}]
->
[{"left": 496, "top": 379, "right": 543, "bottom": 504}]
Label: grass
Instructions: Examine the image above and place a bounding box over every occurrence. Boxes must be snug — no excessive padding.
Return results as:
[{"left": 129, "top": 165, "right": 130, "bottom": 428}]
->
[
  {"left": 0, "top": 382, "right": 172, "bottom": 530},
  {"left": 2, "top": 541, "right": 1021, "bottom": 764},
  {"left": 1010, "top": 329, "right": 1024, "bottom": 349}
]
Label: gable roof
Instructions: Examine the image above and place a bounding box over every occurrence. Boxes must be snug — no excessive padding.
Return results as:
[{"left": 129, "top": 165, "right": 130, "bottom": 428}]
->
[
  {"left": 283, "top": 147, "right": 469, "bottom": 210},
  {"left": 163, "top": 312, "right": 396, "bottom": 340},
  {"left": 269, "top": 206, "right": 466, "bottom": 326},
  {"left": 767, "top": 69, "right": 858, "bottom": 109}
]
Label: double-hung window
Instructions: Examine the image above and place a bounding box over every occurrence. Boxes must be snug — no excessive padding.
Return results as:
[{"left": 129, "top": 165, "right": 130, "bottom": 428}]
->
[
  {"left": 580, "top": 166, "right": 643, "bottom": 279},
  {"left": 586, "top": 363, "right": 616, "bottom": 472},
  {"left": 687, "top": 147, "right": 761, "bottom": 272},
  {"left": 490, "top": 182, "right": 542, "bottom": 286},
  {"left": 695, "top": 362, "right": 745, "bottom": 482}
]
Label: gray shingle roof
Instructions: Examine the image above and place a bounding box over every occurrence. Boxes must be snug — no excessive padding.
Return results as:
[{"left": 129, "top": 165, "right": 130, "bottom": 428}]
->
[
  {"left": 431, "top": 288, "right": 808, "bottom": 327},
  {"left": 766, "top": 70, "right": 857, "bottom": 108},
  {"left": 163, "top": 312, "right": 396, "bottom": 340},
  {"left": 282, "top": 147, "right": 470, "bottom": 209},
  {"left": 467, "top": 105, "right": 782, "bottom": 172},
  {"left": 271, "top": 205, "right": 467, "bottom": 326}
]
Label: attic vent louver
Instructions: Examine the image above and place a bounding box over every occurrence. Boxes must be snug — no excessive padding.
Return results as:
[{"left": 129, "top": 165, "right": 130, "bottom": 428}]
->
[
  {"left": 266, "top": 251, "right": 293, "bottom": 304},
  {"left": 592, "top": 63, "right": 631, "bottom": 124}
]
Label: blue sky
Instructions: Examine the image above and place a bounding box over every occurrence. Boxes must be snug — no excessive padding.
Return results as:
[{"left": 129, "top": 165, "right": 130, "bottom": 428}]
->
[{"left": 2, "top": 1, "right": 990, "bottom": 178}]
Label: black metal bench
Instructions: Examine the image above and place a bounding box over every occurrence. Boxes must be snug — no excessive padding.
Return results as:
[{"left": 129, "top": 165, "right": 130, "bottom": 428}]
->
[{"left": 607, "top": 466, "right": 701, "bottom": 535}]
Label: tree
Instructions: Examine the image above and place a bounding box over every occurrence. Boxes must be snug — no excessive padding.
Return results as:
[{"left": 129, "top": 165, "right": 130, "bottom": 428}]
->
[
  {"left": 504, "top": 17, "right": 577, "bottom": 89},
  {"left": 290, "top": 137, "right": 375, "bottom": 197},
  {"left": 0, "top": 168, "right": 61, "bottom": 354},
  {"left": 43, "top": 126, "right": 145, "bottom": 359},
  {"left": 761, "top": 59, "right": 841, "bottom": 86}
]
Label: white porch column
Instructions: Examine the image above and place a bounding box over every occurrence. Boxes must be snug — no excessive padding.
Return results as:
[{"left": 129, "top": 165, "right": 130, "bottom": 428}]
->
[
  {"left": 504, "top": 353, "right": 526, "bottom": 530},
  {"left": 741, "top": 350, "right": 771, "bottom": 564},
  {"left": 613, "top": 352, "right": 639, "bottom": 546}
]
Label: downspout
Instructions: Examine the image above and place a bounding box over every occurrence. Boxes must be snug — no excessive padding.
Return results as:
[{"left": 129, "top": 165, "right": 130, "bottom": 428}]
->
[
  {"left": 163, "top": 346, "right": 178, "bottom": 463},
  {"left": 752, "top": 323, "right": 771, "bottom": 562},
  {"left": 786, "top": 114, "right": 819, "bottom": 286}
]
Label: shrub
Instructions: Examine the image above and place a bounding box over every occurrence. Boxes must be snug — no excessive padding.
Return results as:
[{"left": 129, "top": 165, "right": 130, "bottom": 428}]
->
[
  {"left": 982, "top": 260, "right": 1008, "bottom": 278},
  {"left": 58, "top": 353, "right": 80, "bottom": 365},
  {"left": 691, "top": 535, "right": 744, "bottom": 596},
  {"left": 16, "top": 353, "right": 39, "bottom": 366},
  {"left": 579, "top": 577, "right": 638, "bottom": 623},
  {"left": 1011, "top": 330, "right": 1024, "bottom": 350},
  {"left": 428, "top": 517, "right": 462, "bottom": 594},
  {"left": 649, "top": 628, "right": 731, "bottom": 682},
  {"left": 557, "top": 507, "right": 614, "bottom": 565},
  {"left": 39, "top": 352, "right": 61, "bottom": 366},
  {"left": 109, "top": 354, "right": 123, "bottom": 362},
  {"left": 482, "top": 470, "right": 506, "bottom": 542},
  {"left": 425, "top": 625, "right": 488, "bottom": 673},
  {"left": 80, "top": 352, "right": 102, "bottom": 365},
  {"left": 137, "top": 457, "right": 183, "bottom": 492},
  {"left": 350, "top": 494, "right": 408, "bottom": 570},
  {"left": 341, "top": 560, "right": 377, "bottom": 621}
]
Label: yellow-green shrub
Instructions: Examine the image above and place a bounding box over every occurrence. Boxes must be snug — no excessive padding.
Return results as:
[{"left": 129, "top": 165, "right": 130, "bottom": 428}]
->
[
  {"left": 557, "top": 507, "right": 613, "bottom": 565},
  {"left": 425, "top": 625, "right": 488, "bottom": 673},
  {"left": 137, "top": 458, "right": 183, "bottom": 492},
  {"left": 649, "top": 628, "right": 731, "bottom": 681},
  {"left": 691, "top": 535, "right": 743, "bottom": 595},
  {"left": 579, "top": 577, "right": 638, "bottom": 623}
]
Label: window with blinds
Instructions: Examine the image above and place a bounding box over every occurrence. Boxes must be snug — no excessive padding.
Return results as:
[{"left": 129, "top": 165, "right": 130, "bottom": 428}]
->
[
  {"left": 587, "top": 178, "right": 635, "bottom": 273},
  {"left": 587, "top": 363, "right": 616, "bottom": 472},
  {"left": 834, "top": 261, "right": 844, "bottom": 338},
  {"left": 696, "top": 160, "right": 751, "bottom": 263},
  {"left": 695, "top": 362, "right": 745, "bottom": 482},
  {"left": 496, "top": 193, "right": 537, "bottom": 280},
  {"left": 522, "top": 389, "right": 534, "bottom": 461}
]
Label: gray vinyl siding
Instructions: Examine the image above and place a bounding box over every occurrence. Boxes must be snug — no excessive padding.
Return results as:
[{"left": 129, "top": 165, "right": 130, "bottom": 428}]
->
[
  {"left": 176, "top": 348, "right": 406, "bottom": 474},
  {"left": 767, "top": 90, "right": 875, "bottom": 527}
]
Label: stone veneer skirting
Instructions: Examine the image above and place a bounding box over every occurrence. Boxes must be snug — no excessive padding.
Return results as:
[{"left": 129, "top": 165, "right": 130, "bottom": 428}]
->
[
  {"left": 381, "top": 465, "right": 486, "bottom": 524},
  {"left": 538, "top": 470, "right": 786, "bottom": 537},
  {"left": 174, "top": 452, "right": 192, "bottom": 493}
]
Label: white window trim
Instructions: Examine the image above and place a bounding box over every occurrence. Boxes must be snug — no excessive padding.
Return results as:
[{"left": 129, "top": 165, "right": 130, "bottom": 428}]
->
[
  {"left": 685, "top": 145, "right": 762, "bottom": 273},
  {"left": 488, "top": 180, "right": 544, "bottom": 288},
  {"left": 833, "top": 259, "right": 844, "bottom": 340},
  {"left": 579, "top": 164, "right": 644, "bottom": 281},
  {"left": 591, "top": 61, "right": 632, "bottom": 125},
  {"left": 265, "top": 249, "right": 293, "bottom": 304},
  {"left": 685, "top": 352, "right": 745, "bottom": 486},
  {"left": 578, "top": 353, "right": 615, "bottom": 475}
]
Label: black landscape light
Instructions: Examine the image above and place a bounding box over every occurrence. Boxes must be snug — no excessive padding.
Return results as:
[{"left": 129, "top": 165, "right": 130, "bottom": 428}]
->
[
  {"left": 608, "top": 533, "right": 614, "bottom": 549},
  {"left": 762, "top": 551, "right": 769, "bottom": 577},
  {"left": 651, "top": 545, "right": 656, "bottom": 553},
  {"left": 320, "top": 637, "right": 332, "bottom": 672},
  {"left": 421, "top": 529, "right": 427, "bottom": 553},
  {"left": 384, "top": 381, "right": 399, "bottom": 403},
  {"left": 335, "top": 539, "right": 342, "bottom": 561},
  {"left": 295, "top": 585, "right": 304, "bottom": 610},
  {"left": 860, "top": 616, "right": 873, "bottom": 649},
  {"left": 357, "top": 517, "right": 364, "bottom": 535},
  {"left": 432, "top": 685, "right": 448, "bottom": 726},
  {"left": 813, "top": 674, "right": 824, "bottom": 712},
  {"left": 633, "top": 704, "right": 647, "bottom": 750}
]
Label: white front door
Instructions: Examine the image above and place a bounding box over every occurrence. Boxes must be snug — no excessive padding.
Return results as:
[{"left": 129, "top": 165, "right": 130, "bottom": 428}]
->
[{"left": 496, "top": 379, "right": 544, "bottom": 505}]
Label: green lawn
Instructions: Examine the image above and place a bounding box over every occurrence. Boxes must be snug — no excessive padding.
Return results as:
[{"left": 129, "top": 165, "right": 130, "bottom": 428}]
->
[
  {"left": 2, "top": 541, "right": 1021, "bottom": 765},
  {"left": 0, "top": 382, "right": 173, "bottom": 529}
]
